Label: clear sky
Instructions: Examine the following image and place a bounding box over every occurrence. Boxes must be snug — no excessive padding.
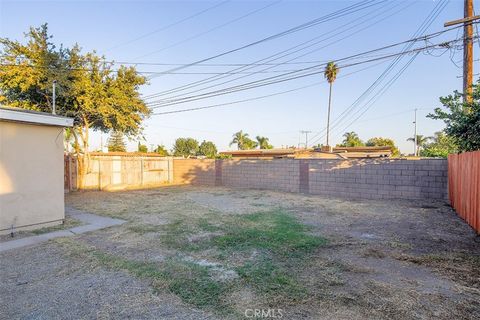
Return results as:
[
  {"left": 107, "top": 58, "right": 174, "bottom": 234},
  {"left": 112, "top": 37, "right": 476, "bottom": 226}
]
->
[{"left": 0, "top": 0, "right": 473, "bottom": 153}]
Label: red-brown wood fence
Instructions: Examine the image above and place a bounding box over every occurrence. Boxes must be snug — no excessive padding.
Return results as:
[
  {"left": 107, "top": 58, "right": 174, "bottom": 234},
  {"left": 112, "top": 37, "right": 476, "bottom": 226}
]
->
[{"left": 448, "top": 151, "right": 480, "bottom": 234}]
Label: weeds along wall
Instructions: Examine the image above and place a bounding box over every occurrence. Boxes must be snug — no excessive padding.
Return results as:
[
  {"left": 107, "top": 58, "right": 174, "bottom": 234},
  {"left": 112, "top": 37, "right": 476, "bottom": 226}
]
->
[{"left": 173, "top": 158, "right": 448, "bottom": 200}]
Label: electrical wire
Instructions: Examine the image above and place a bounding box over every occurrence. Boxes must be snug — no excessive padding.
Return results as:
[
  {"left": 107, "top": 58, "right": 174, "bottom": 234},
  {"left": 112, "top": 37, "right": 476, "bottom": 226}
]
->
[
  {"left": 133, "top": 1, "right": 282, "bottom": 60},
  {"left": 144, "top": 0, "right": 409, "bottom": 101},
  {"left": 103, "top": 0, "right": 231, "bottom": 52},
  {"left": 307, "top": 0, "right": 450, "bottom": 146}
]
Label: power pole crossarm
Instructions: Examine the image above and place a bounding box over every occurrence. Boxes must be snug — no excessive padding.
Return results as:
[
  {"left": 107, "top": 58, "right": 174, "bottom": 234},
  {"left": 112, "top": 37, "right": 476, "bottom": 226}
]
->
[{"left": 444, "top": 15, "right": 480, "bottom": 27}]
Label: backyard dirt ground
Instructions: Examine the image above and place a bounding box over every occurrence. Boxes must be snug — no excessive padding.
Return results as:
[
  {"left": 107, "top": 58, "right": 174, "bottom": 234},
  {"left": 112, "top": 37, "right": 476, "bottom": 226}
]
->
[{"left": 1, "top": 186, "right": 480, "bottom": 319}]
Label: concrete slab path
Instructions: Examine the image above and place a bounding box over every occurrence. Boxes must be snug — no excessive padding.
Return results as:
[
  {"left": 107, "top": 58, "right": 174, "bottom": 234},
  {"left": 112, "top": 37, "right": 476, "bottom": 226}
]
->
[{"left": 0, "top": 207, "right": 126, "bottom": 253}]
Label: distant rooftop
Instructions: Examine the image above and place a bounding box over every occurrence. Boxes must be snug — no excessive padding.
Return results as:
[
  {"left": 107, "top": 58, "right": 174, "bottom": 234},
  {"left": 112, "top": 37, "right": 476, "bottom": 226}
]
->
[{"left": 221, "top": 146, "right": 393, "bottom": 159}]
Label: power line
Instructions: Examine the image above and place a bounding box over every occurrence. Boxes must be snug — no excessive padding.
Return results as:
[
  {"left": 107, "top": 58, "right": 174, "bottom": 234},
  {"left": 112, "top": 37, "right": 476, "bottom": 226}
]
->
[
  {"left": 133, "top": 0, "right": 282, "bottom": 60},
  {"left": 308, "top": 0, "right": 450, "bottom": 146},
  {"left": 143, "top": 0, "right": 388, "bottom": 97},
  {"left": 147, "top": 60, "right": 399, "bottom": 116},
  {"left": 152, "top": 0, "right": 382, "bottom": 76},
  {"left": 145, "top": 22, "right": 462, "bottom": 104},
  {"left": 103, "top": 0, "right": 231, "bottom": 53},
  {"left": 147, "top": 36, "right": 464, "bottom": 109},
  {"left": 144, "top": 0, "right": 409, "bottom": 101}
]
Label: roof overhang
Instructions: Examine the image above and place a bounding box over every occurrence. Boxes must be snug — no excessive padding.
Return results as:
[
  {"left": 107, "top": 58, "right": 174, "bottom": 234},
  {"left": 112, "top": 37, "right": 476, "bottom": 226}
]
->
[{"left": 0, "top": 107, "right": 74, "bottom": 127}]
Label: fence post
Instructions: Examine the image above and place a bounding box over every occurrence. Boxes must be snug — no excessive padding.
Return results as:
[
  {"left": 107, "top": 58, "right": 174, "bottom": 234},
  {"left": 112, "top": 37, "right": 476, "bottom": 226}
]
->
[{"left": 141, "top": 157, "right": 144, "bottom": 186}]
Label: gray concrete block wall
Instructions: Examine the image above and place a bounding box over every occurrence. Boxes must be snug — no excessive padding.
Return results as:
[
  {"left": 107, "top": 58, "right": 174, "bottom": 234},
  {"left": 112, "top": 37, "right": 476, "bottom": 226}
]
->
[
  {"left": 172, "top": 158, "right": 448, "bottom": 201},
  {"left": 221, "top": 159, "right": 300, "bottom": 193},
  {"left": 308, "top": 158, "right": 447, "bottom": 200}
]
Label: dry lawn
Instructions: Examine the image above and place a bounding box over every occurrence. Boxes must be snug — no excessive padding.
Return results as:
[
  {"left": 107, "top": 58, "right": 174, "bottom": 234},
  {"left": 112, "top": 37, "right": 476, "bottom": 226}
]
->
[{"left": 1, "top": 186, "right": 479, "bottom": 319}]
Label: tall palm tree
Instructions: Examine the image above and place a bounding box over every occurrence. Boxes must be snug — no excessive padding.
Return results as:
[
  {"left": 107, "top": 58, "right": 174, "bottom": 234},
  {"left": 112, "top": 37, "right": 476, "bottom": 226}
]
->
[
  {"left": 230, "top": 130, "right": 248, "bottom": 150},
  {"left": 324, "top": 61, "right": 339, "bottom": 147},
  {"left": 407, "top": 134, "right": 432, "bottom": 156},
  {"left": 256, "top": 136, "right": 273, "bottom": 149}
]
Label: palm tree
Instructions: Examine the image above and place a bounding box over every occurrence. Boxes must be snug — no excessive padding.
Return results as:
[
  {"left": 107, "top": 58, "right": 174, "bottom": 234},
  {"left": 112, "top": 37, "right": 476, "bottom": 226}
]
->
[
  {"left": 230, "top": 130, "right": 249, "bottom": 150},
  {"left": 324, "top": 61, "right": 339, "bottom": 147},
  {"left": 256, "top": 136, "right": 273, "bottom": 149},
  {"left": 341, "top": 131, "right": 364, "bottom": 147},
  {"left": 407, "top": 134, "right": 432, "bottom": 156}
]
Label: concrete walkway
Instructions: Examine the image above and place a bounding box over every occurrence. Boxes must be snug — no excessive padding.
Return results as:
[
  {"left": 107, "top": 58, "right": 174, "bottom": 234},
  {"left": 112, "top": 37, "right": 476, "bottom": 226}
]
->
[{"left": 0, "top": 207, "right": 126, "bottom": 253}]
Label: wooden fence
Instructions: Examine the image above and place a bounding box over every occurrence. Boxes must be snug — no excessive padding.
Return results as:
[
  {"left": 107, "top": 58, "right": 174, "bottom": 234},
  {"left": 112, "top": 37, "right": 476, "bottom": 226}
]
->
[
  {"left": 65, "top": 153, "right": 173, "bottom": 191},
  {"left": 448, "top": 151, "right": 480, "bottom": 234}
]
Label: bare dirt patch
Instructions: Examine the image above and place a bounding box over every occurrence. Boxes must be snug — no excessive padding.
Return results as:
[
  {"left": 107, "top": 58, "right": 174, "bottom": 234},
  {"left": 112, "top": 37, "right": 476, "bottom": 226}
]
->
[{"left": 2, "top": 186, "right": 479, "bottom": 319}]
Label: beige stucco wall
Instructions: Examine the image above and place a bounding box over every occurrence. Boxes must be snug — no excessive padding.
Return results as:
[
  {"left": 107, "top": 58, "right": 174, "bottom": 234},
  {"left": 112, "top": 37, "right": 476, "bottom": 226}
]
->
[{"left": 0, "top": 121, "right": 65, "bottom": 234}]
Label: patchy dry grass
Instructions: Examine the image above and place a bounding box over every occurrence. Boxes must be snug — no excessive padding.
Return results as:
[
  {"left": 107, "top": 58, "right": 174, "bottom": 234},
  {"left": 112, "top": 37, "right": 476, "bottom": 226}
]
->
[
  {"left": 56, "top": 208, "right": 326, "bottom": 315},
  {"left": 59, "top": 186, "right": 480, "bottom": 319},
  {"left": 395, "top": 252, "right": 480, "bottom": 290}
]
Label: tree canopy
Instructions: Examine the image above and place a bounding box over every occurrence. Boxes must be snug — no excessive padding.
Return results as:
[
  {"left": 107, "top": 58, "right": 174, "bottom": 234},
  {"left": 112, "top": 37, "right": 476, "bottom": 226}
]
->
[
  {"left": 366, "top": 137, "right": 400, "bottom": 157},
  {"left": 256, "top": 136, "right": 273, "bottom": 149},
  {"left": 154, "top": 145, "right": 169, "bottom": 156},
  {"left": 137, "top": 142, "right": 148, "bottom": 153},
  {"left": 198, "top": 140, "right": 218, "bottom": 158},
  {"left": 420, "top": 132, "right": 458, "bottom": 158},
  {"left": 338, "top": 132, "right": 364, "bottom": 147},
  {"left": 406, "top": 135, "right": 432, "bottom": 156},
  {"left": 428, "top": 82, "right": 480, "bottom": 152},
  {"left": 0, "top": 24, "right": 150, "bottom": 187},
  {"left": 230, "top": 130, "right": 258, "bottom": 150},
  {"left": 0, "top": 24, "right": 150, "bottom": 153},
  {"left": 173, "top": 138, "right": 199, "bottom": 158},
  {"left": 108, "top": 131, "right": 126, "bottom": 152}
]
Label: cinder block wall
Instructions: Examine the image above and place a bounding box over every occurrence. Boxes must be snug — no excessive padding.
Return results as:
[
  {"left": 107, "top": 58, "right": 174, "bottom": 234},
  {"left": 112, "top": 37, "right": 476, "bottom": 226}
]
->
[
  {"left": 222, "top": 159, "right": 300, "bottom": 193},
  {"left": 173, "top": 158, "right": 448, "bottom": 200},
  {"left": 307, "top": 159, "right": 447, "bottom": 200},
  {"left": 173, "top": 159, "right": 216, "bottom": 185}
]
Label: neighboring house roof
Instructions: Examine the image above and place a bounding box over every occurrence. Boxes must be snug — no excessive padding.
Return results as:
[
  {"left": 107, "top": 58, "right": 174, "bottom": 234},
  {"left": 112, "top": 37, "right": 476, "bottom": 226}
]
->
[
  {"left": 0, "top": 106, "right": 74, "bottom": 127},
  {"left": 221, "top": 148, "right": 297, "bottom": 158},
  {"left": 221, "top": 146, "right": 393, "bottom": 159}
]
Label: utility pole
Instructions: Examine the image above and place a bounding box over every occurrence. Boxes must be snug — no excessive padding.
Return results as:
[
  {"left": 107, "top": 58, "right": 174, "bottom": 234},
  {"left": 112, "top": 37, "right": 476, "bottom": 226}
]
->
[
  {"left": 52, "top": 80, "right": 57, "bottom": 115},
  {"left": 413, "top": 108, "right": 417, "bottom": 156},
  {"left": 300, "top": 130, "right": 312, "bottom": 149},
  {"left": 444, "top": 0, "right": 479, "bottom": 102}
]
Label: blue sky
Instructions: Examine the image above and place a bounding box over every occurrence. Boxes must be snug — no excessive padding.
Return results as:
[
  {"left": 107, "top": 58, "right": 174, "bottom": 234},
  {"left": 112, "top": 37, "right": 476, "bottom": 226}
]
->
[{"left": 0, "top": 0, "right": 472, "bottom": 153}]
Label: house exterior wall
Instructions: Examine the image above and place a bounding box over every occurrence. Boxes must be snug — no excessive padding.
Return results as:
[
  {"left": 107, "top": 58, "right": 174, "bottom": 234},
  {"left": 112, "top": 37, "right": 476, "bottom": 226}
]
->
[{"left": 0, "top": 121, "right": 65, "bottom": 234}]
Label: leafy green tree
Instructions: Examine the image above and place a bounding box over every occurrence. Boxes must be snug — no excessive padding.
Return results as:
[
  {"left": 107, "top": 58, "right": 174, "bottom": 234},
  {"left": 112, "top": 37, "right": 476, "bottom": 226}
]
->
[
  {"left": 108, "top": 131, "right": 126, "bottom": 152},
  {"left": 154, "top": 145, "right": 169, "bottom": 156},
  {"left": 338, "top": 131, "right": 364, "bottom": 147},
  {"left": 324, "top": 61, "right": 339, "bottom": 146},
  {"left": 230, "top": 130, "right": 258, "bottom": 150},
  {"left": 428, "top": 83, "right": 480, "bottom": 151},
  {"left": 173, "top": 138, "right": 199, "bottom": 158},
  {"left": 0, "top": 24, "right": 71, "bottom": 111},
  {"left": 256, "top": 136, "right": 273, "bottom": 149},
  {"left": 407, "top": 135, "right": 432, "bottom": 156},
  {"left": 0, "top": 24, "right": 149, "bottom": 187},
  {"left": 366, "top": 137, "right": 400, "bottom": 157},
  {"left": 420, "top": 131, "right": 458, "bottom": 158},
  {"left": 198, "top": 140, "right": 218, "bottom": 158},
  {"left": 137, "top": 142, "right": 148, "bottom": 153}
]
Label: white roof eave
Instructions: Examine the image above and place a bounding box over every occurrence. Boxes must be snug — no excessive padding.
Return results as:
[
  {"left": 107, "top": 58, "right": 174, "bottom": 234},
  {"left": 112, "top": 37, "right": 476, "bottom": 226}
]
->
[{"left": 0, "top": 108, "right": 74, "bottom": 127}]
